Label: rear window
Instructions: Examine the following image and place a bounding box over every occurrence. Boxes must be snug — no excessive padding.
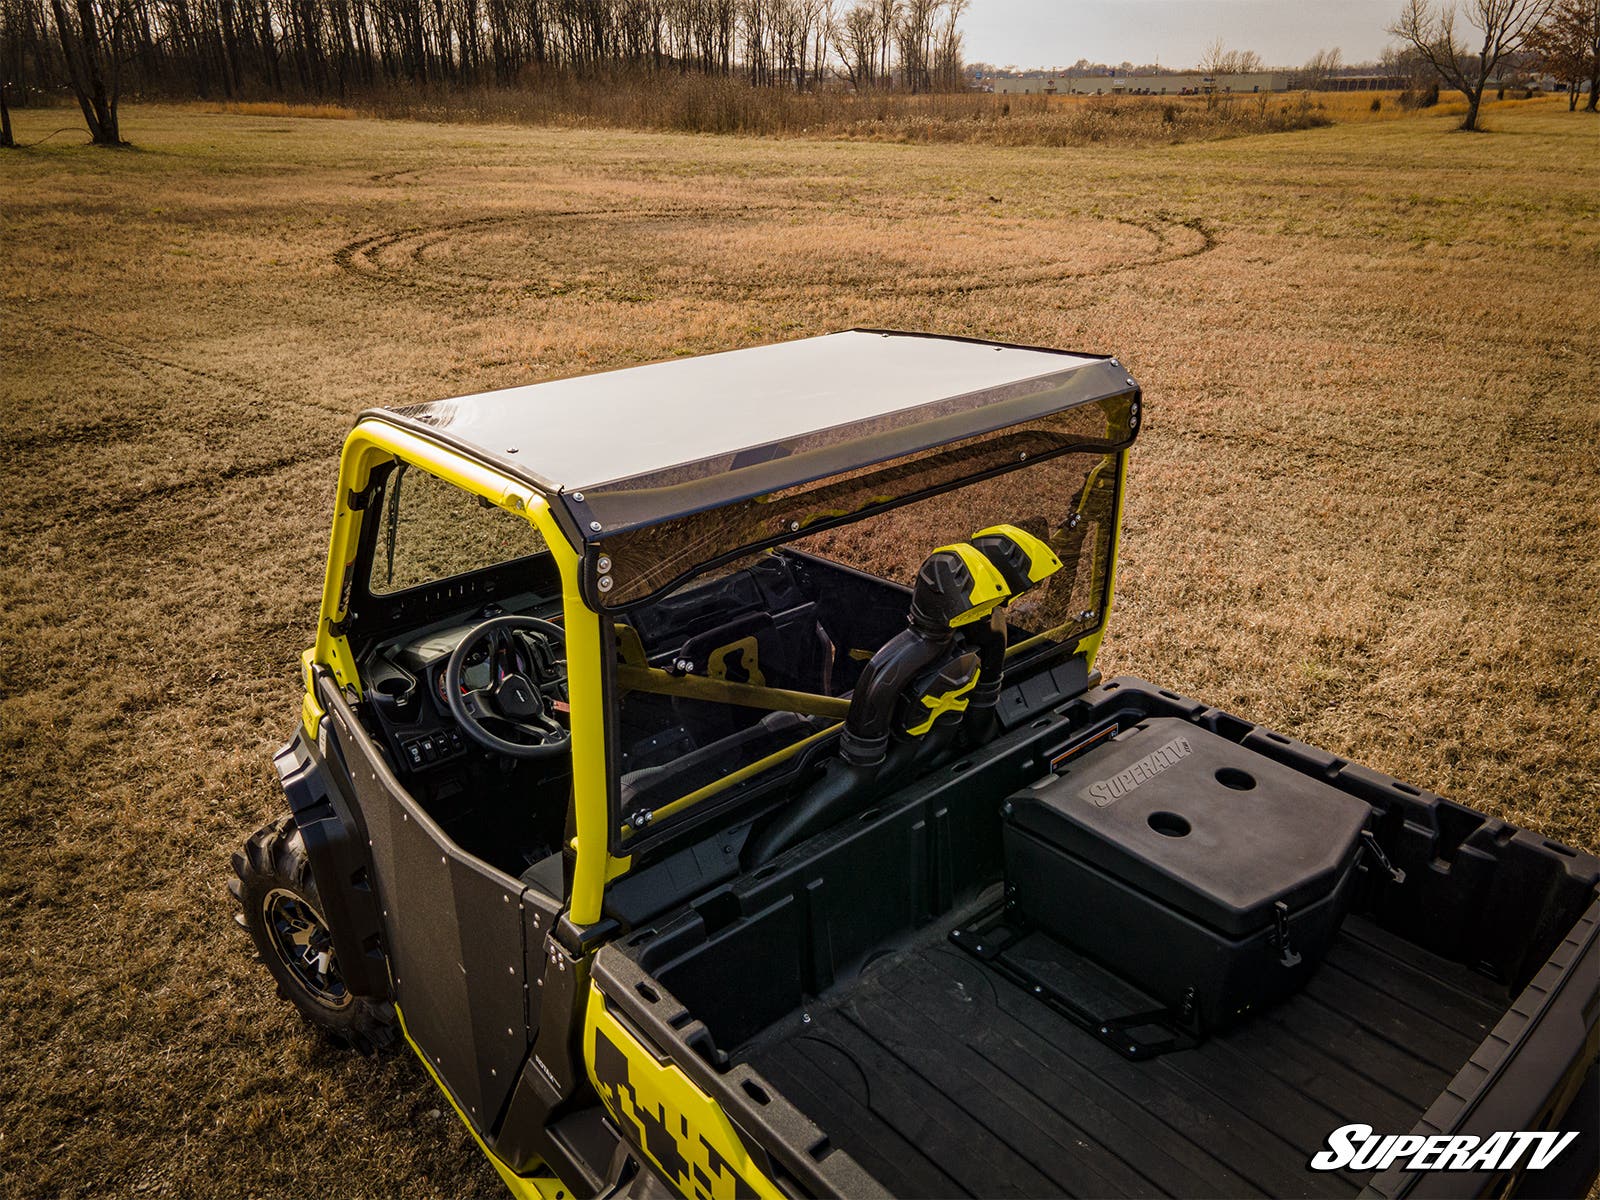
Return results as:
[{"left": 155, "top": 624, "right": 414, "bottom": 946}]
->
[
  {"left": 609, "top": 447, "right": 1123, "bottom": 845},
  {"left": 592, "top": 392, "right": 1135, "bottom": 608}
]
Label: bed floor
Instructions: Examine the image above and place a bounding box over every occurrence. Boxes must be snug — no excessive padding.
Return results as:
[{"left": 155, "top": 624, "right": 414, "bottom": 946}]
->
[{"left": 740, "top": 911, "right": 1508, "bottom": 1199}]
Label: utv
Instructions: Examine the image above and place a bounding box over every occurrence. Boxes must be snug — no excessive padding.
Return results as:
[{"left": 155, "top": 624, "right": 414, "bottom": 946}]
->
[{"left": 234, "top": 330, "right": 1599, "bottom": 1200}]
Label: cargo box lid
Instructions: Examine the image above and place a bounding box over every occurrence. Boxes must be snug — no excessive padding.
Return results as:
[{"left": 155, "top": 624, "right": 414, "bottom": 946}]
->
[{"left": 1009, "top": 718, "right": 1371, "bottom": 937}]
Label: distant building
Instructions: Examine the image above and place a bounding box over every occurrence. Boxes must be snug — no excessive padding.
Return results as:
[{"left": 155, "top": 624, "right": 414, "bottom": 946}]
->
[
  {"left": 993, "top": 72, "right": 1292, "bottom": 96},
  {"left": 1311, "top": 74, "right": 1410, "bottom": 91},
  {"left": 992, "top": 76, "right": 1062, "bottom": 95}
]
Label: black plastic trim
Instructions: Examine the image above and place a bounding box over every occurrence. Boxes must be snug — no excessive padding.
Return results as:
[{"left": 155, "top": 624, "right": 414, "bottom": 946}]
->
[
  {"left": 1368, "top": 899, "right": 1600, "bottom": 1199},
  {"left": 591, "top": 947, "right": 889, "bottom": 1199},
  {"left": 272, "top": 722, "right": 389, "bottom": 998}
]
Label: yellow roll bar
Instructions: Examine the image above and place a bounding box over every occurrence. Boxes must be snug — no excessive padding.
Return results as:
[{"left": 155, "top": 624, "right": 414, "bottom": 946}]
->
[{"left": 310, "top": 420, "right": 617, "bottom": 927}]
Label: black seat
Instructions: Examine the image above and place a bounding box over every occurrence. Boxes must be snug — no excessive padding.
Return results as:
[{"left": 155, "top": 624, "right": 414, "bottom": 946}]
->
[{"left": 675, "top": 606, "right": 834, "bottom": 697}]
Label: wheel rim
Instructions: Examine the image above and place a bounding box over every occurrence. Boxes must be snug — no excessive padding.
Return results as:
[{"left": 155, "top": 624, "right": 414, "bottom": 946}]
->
[{"left": 262, "top": 888, "right": 351, "bottom": 1008}]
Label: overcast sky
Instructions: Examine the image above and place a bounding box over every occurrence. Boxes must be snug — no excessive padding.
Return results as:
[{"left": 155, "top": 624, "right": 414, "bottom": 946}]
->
[{"left": 962, "top": 0, "right": 1402, "bottom": 71}]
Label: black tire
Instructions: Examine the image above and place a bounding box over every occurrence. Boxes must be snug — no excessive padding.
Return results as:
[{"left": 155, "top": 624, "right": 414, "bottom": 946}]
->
[{"left": 230, "top": 815, "right": 398, "bottom": 1054}]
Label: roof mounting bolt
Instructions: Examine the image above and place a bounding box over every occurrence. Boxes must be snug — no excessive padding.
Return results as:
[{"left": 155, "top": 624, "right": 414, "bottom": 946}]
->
[
  {"left": 596, "top": 555, "right": 612, "bottom": 573},
  {"left": 589, "top": 520, "right": 602, "bottom": 532},
  {"left": 789, "top": 521, "right": 800, "bottom": 532},
  {"left": 1018, "top": 451, "right": 1028, "bottom": 461},
  {"left": 597, "top": 575, "right": 614, "bottom": 593},
  {"left": 506, "top": 447, "right": 518, "bottom": 454},
  {"left": 572, "top": 492, "right": 585, "bottom": 502},
  {"left": 801, "top": 1011, "right": 812, "bottom": 1025}
]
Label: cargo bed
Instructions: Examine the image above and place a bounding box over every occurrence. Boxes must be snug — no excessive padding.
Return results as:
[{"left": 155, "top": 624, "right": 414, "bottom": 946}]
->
[
  {"left": 740, "top": 902, "right": 1506, "bottom": 1198},
  {"left": 597, "top": 678, "right": 1600, "bottom": 1199}
]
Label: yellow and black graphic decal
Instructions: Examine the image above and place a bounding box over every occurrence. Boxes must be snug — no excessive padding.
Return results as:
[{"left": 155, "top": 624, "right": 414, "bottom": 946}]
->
[{"left": 586, "top": 986, "right": 779, "bottom": 1200}]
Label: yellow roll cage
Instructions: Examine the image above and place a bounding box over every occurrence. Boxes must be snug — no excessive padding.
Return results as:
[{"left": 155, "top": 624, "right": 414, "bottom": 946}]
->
[{"left": 307, "top": 417, "right": 1127, "bottom": 930}]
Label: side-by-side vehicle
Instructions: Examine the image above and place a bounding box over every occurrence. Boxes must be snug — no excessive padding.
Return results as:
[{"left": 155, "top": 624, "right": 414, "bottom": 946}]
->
[{"left": 233, "top": 330, "right": 1599, "bottom": 1199}]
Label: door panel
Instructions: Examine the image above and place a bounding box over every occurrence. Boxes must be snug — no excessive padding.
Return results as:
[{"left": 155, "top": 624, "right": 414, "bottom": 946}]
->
[{"left": 324, "top": 685, "right": 558, "bottom": 1132}]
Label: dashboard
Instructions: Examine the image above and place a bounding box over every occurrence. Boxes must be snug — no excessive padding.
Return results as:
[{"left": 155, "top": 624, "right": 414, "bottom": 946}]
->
[{"left": 358, "top": 591, "right": 566, "bottom": 780}]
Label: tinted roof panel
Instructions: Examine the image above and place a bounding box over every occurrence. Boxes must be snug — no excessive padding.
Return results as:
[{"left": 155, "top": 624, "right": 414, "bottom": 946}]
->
[{"left": 378, "top": 330, "right": 1102, "bottom": 492}]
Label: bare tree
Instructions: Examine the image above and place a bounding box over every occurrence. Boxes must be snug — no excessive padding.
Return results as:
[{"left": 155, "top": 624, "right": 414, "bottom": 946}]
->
[
  {"left": 1303, "top": 45, "right": 1344, "bottom": 88},
  {"left": 1566, "top": 0, "right": 1600, "bottom": 108},
  {"left": 52, "top": 0, "right": 131, "bottom": 142},
  {"left": 837, "top": 0, "right": 876, "bottom": 88},
  {"left": 1, "top": 63, "right": 13, "bottom": 146},
  {"left": 1389, "top": 0, "right": 1555, "bottom": 130},
  {"left": 1528, "top": 0, "right": 1598, "bottom": 107},
  {"left": 932, "top": 0, "right": 963, "bottom": 89},
  {"left": 1199, "top": 37, "right": 1263, "bottom": 76}
]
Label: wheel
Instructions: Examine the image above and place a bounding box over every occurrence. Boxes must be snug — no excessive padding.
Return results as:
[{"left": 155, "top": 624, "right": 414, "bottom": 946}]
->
[{"left": 230, "top": 815, "right": 398, "bottom": 1054}]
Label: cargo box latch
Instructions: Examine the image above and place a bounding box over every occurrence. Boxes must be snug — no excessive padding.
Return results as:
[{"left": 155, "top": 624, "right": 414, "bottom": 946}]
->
[{"left": 1271, "top": 901, "right": 1302, "bottom": 969}]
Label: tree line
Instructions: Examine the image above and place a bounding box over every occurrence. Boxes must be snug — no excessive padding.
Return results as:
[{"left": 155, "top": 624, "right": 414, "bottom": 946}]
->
[
  {"left": 0, "top": 0, "right": 969, "bottom": 142},
  {"left": 3, "top": 0, "right": 1596, "bottom": 147}
]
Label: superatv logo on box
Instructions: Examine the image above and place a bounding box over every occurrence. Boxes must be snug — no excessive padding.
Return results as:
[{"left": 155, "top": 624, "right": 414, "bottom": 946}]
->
[
  {"left": 1310, "top": 1124, "right": 1579, "bottom": 1173},
  {"left": 1079, "top": 735, "right": 1191, "bottom": 807}
]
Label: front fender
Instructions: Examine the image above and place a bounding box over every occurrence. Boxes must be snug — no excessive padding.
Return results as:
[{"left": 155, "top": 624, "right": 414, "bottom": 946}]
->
[{"left": 272, "top": 728, "right": 389, "bottom": 999}]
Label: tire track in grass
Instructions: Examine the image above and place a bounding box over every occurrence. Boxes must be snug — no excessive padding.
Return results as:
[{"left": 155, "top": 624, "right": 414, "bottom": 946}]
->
[
  {"left": 331, "top": 209, "right": 1218, "bottom": 304},
  {"left": 0, "top": 310, "right": 356, "bottom": 423},
  {"left": 0, "top": 315, "right": 346, "bottom": 539}
]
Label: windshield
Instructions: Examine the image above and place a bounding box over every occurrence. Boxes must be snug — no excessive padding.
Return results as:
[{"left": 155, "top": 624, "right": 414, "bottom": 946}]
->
[{"left": 367, "top": 463, "right": 549, "bottom": 595}]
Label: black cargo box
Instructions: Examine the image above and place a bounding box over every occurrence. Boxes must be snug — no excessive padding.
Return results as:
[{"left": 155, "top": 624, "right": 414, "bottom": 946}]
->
[{"left": 1004, "top": 717, "right": 1374, "bottom": 1031}]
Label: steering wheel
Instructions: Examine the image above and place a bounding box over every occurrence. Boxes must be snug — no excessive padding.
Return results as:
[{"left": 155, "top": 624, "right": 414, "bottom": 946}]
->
[{"left": 444, "top": 616, "right": 570, "bottom": 760}]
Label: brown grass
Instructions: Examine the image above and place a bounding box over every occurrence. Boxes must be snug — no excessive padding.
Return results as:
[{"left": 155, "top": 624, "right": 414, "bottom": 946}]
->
[
  {"left": 194, "top": 75, "right": 1336, "bottom": 144},
  {"left": 175, "top": 81, "right": 1567, "bottom": 144},
  {"left": 196, "top": 99, "right": 362, "bottom": 120},
  {"left": 1, "top": 98, "right": 1597, "bottom": 1198}
]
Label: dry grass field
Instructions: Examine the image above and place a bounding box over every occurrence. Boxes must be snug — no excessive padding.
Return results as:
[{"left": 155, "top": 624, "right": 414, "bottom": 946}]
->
[
  {"left": 1, "top": 97, "right": 1597, "bottom": 1198},
  {"left": 193, "top": 81, "right": 1545, "bottom": 143}
]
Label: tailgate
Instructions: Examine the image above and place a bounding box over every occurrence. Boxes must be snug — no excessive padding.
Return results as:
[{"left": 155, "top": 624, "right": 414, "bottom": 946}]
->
[
  {"left": 587, "top": 947, "right": 885, "bottom": 1200},
  {"left": 1366, "top": 898, "right": 1600, "bottom": 1199}
]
